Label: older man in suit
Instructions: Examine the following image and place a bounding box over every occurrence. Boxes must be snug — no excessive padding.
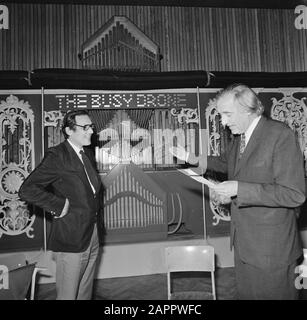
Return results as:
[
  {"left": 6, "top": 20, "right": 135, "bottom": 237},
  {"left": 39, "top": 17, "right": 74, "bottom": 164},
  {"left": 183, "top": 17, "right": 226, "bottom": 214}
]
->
[
  {"left": 19, "top": 109, "right": 103, "bottom": 300},
  {"left": 171, "top": 84, "right": 306, "bottom": 299}
]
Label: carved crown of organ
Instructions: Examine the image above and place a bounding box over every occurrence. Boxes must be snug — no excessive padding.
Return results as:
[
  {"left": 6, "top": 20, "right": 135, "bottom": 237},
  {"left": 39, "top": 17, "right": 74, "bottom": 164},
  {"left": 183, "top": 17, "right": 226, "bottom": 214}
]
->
[{"left": 79, "top": 16, "right": 161, "bottom": 72}]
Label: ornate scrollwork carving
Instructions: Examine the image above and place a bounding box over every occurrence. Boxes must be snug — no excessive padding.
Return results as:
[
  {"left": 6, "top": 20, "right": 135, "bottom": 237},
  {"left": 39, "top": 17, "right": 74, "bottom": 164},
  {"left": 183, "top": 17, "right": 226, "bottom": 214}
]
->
[
  {"left": 271, "top": 91, "right": 307, "bottom": 157},
  {"left": 0, "top": 198, "right": 34, "bottom": 237},
  {"left": 0, "top": 95, "right": 35, "bottom": 238},
  {"left": 44, "top": 110, "right": 64, "bottom": 127},
  {"left": 206, "top": 98, "right": 221, "bottom": 157},
  {"left": 170, "top": 108, "right": 199, "bottom": 124},
  {"left": 1, "top": 166, "right": 27, "bottom": 199},
  {"left": 205, "top": 99, "right": 230, "bottom": 225}
]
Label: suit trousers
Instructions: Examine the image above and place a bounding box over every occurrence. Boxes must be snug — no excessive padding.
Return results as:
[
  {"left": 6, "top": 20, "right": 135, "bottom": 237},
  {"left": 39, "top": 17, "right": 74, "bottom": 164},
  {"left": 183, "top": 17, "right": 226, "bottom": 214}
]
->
[
  {"left": 234, "top": 245, "right": 299, "bottom": 300},
  {"left": 53, "top": 224, "right": 99, "bottom": 300}
]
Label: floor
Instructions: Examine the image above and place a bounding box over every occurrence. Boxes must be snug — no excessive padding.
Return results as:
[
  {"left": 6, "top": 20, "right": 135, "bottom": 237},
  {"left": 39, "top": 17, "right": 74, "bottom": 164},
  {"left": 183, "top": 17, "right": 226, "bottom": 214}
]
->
[
  {"left": 34, "top": 267, "right": 307, "bottom": 300},
  {"left": 34, "top": 267, "right": 237, "bottom": 300}
]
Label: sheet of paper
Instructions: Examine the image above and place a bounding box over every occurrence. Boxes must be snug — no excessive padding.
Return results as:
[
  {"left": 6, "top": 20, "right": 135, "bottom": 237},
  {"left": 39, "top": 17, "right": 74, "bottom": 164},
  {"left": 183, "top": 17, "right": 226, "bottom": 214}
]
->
[
  {"left": 178, "top": 169, "right": 217, "bottom": 188},
  {"left": 189, "top": 175, "right": 217, "bottom": 188},
  {"left": 178, "top": 168, "right": 199, "bottom": 176}
]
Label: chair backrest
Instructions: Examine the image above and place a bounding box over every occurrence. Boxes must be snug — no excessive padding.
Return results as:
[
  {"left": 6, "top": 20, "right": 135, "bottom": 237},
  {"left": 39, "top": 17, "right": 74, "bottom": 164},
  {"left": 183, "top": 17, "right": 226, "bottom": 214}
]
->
[
  {"left": 0, "top": 264, "right": 36, "bottom": 300},
  {"left": 0, "top": 253, "right": 36, "bottom": 300},
  {"left": 165, "top": 245, "right": 216, "bottom": 300},
  {"left": 0, "top": 253, "right": 28, "bottom": 271},
  {"left": 165, "top": 245, "right": 215, "bottom": 273}
]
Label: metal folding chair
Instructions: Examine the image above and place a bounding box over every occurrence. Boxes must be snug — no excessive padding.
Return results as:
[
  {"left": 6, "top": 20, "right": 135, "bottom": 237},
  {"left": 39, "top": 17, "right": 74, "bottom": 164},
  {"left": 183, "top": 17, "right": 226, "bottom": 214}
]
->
[{"left": 165, "top": 245, "right": 216, "bottom": 300}]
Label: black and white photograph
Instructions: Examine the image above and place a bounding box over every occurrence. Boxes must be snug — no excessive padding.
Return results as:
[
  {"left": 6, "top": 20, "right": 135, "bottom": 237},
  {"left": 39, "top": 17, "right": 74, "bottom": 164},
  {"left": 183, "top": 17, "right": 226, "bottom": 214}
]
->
[{"left": 0, "top": 0, "right": 307, "bottom": 306}]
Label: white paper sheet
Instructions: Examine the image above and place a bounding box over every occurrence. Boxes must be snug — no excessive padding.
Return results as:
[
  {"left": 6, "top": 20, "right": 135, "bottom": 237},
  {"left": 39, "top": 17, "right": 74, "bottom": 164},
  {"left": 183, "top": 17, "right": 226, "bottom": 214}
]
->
[{"left": 178, "top": 168, "right": 217, "bottom": 188}]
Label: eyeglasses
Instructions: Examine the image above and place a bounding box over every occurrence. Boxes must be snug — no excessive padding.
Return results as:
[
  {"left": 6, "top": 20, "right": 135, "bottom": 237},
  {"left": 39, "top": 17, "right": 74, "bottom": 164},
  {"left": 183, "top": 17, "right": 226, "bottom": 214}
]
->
[{"left": 74, "top": 123, "right": 96, "bottom": 131}]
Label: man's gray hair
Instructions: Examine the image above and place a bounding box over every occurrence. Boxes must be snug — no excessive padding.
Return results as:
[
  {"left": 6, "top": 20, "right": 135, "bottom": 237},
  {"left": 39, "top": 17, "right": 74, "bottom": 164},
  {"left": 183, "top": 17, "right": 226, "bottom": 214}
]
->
[{"left": 216, "top": 83, "right": 264, "bottom": 116}]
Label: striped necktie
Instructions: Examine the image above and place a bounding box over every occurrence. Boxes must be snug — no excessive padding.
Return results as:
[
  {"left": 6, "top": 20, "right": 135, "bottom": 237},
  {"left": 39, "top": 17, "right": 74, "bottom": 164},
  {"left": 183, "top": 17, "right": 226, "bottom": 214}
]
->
[{"left": 239, "top": 133, "right": 246, "bottom": 158}]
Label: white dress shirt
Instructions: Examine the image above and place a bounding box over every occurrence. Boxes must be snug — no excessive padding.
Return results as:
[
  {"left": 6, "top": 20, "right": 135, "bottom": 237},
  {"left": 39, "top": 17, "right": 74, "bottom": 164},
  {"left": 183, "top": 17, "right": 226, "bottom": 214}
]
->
[
  {"left": 67, "top": 139, "right": 96, "bottom": 193},
  {"left": 244, "top": 115, "right": 262, "bottom": 146}
]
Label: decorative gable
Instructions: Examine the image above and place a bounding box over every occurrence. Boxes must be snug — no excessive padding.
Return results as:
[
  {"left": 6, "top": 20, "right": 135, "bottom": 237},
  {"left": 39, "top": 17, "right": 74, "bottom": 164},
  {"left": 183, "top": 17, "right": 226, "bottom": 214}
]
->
[{"left": 80, "top": 16, "right": 161, "bottom": 72}]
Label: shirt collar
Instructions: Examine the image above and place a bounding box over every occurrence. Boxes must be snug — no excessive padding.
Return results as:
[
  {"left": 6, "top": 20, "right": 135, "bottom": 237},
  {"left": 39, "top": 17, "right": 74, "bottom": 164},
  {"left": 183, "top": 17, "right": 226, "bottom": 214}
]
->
[
  {"left": 244, "top": 115, "right": 261, "bottom": 145},
  {"left": 67, "top": 139, "right": 83, "bottom": 156}
]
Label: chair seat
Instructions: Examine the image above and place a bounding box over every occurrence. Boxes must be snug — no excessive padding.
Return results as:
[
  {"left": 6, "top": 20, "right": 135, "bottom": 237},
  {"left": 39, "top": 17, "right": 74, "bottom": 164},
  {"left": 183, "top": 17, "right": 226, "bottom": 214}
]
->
[{"left": 171, "top": 290, "right": 214, "bottom": 300}]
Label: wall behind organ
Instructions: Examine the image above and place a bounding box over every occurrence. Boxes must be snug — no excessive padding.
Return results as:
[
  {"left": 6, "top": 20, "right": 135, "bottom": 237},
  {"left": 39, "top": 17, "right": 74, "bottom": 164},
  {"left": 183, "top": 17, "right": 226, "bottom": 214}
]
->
[{"left": 1, "top": 3, "right": 307, "bottom": 72}]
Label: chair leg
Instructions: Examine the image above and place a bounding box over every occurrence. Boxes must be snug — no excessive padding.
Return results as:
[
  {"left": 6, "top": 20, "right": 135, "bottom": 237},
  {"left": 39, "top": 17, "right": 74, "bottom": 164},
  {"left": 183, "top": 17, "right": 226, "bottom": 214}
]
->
[
  {"left": 30, "top": 268, "right": 46, "bottom": 300},
  {"left": 167, "top": 273, "right": 171, "bottom": 300},
  {"left": 211, "top": 272, "right": 216, "bottom": 300}
]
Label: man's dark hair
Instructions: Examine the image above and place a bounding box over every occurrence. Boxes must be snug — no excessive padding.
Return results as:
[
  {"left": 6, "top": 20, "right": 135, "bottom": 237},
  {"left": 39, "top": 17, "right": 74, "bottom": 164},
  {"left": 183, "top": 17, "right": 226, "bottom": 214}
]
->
[{"left": 62, "top": 109, "right": 90, "bottom": 139}]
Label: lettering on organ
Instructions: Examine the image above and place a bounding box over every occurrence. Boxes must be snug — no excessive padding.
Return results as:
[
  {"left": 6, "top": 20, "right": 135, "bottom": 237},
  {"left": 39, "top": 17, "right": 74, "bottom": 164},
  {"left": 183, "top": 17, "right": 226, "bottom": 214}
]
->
[{"left": 54, "top": 93, "right": 189, "bottom": 109}]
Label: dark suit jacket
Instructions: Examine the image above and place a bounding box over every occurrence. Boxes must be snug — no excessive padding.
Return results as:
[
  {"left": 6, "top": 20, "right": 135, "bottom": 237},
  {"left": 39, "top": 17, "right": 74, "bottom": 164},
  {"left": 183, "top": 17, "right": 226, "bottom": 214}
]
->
[
  {"left": 19, "top": 140, "right": 104, "bottom": 253},
  {"left": 206, "top": 117, "right": 306, "bottom": 268}
]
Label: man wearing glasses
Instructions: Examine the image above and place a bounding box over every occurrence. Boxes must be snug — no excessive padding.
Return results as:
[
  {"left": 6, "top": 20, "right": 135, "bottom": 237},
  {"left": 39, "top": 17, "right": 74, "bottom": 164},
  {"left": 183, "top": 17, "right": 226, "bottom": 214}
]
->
[{"left": 19, "top": 109, "right": 103, "bottom": 300}]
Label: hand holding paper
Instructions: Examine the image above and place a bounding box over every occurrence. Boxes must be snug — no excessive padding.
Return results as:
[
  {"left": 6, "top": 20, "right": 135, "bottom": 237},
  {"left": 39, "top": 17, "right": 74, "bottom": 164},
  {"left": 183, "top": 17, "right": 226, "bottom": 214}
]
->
[
  {"left": 212, "top": 181, "right": 238, "bottom": 198},
  {"left": 178, "top": 168, "right": 238, "bottom": 199},
  {"left": 178, "top": 168, "right": 232, "bottom": 204},
  {"left": 210, "top": 189, "right": 232, "bottom": 204},
  {"left": 192, "top": 176, "right": 236, "bottom": 203}
]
